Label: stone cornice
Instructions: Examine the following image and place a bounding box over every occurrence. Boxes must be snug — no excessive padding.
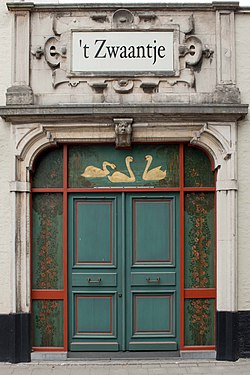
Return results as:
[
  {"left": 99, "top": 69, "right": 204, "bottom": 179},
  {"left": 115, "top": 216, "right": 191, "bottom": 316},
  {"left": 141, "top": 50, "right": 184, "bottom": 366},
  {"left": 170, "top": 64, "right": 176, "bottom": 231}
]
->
[
  {"left": 6, "top": 2, "right": 240, "bottom": 12},
  {"left": 0, "top": 103, "right": 248, "bottom": 124}
]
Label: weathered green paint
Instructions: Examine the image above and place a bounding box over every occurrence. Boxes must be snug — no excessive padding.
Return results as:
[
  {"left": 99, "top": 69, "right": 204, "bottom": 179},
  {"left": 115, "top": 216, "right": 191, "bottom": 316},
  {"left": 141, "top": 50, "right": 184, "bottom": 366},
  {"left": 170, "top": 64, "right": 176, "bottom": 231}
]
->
[
  {"left": 32, "top": 300, "right": 64, "bottom": 347},
  {"left": 32, "top": 193, "right": 63, "bottom": 289},
  {"left": 184, "top": 145, "right": 215, "bottom": 187},
  {"left": 32, "top": 147, "right": 63, "bottom": 188},
  {"left": 68, "top": 192, "right": 179, "bottom": 351},
  {"left": 184, "top": 193, "right": 215, "bottom": 289},
  {"left": 184, "top": 298, "right": 215, "bottom": 346},
  {"left": 68, "top": 144, "right": 179, "bottom": 188}
]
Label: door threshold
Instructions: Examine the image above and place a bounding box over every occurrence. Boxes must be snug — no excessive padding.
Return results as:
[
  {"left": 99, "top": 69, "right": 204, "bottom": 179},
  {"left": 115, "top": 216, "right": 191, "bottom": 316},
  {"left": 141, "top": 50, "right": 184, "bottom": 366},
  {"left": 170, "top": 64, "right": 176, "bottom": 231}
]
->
[{"left": 67, "top": 351, "right": 180, "bottom": 360}]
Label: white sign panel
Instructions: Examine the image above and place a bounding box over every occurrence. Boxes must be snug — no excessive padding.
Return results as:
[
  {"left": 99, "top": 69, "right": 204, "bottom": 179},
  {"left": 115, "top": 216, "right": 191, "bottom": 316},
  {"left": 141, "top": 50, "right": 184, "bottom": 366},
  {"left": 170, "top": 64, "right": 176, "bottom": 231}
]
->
[{"left": 72, "top": 31, "right": 174, "bottom": 73}]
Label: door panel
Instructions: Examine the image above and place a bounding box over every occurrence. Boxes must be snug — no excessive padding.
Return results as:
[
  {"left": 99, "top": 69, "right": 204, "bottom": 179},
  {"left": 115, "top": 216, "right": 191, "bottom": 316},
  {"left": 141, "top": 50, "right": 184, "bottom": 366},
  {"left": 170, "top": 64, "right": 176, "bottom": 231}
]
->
[
  {"left": 68, "top": 194, "right": 121, "bottom": 351},
  {"left": 126, "top": 194, "right": 179, "bottom": 350},
  {"left": 132, "top": 198, "right": 174, "bottom": 265},
  {"left": 68, "top": 193, "right": 179, "bottom": 351}
]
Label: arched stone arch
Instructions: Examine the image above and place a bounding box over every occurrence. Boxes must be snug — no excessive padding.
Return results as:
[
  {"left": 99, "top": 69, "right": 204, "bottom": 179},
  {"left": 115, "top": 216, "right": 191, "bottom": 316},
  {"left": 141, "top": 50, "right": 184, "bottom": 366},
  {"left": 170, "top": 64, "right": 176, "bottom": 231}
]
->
[{"left": 11, "top": 118, "right": 238, "bottom": 318}]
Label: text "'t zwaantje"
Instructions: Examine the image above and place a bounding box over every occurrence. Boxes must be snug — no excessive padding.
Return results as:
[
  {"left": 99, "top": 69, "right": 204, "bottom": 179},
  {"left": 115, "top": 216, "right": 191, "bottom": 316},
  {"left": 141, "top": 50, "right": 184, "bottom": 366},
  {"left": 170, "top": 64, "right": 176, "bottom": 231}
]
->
[{"left": 79, "top": 39, "right": 168, "bottom": 65}]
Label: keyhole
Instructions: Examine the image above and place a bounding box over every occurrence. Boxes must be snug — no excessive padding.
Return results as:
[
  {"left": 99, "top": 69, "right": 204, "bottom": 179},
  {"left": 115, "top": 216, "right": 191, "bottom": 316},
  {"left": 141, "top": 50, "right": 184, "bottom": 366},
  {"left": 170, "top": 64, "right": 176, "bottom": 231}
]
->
[
  {"left": 50, "top": 45, "right": 56, "bottom": 57},
  {"left": 190, "top": 45, "right": 195, "bottom": 56}
]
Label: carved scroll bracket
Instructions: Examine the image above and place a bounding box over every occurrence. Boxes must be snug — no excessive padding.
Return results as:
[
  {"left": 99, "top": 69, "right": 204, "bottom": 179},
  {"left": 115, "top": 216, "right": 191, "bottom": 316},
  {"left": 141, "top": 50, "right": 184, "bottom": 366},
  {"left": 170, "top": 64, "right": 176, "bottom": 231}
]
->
[{"left": 113, "top": 118, "right": 133, "bottom": 148}]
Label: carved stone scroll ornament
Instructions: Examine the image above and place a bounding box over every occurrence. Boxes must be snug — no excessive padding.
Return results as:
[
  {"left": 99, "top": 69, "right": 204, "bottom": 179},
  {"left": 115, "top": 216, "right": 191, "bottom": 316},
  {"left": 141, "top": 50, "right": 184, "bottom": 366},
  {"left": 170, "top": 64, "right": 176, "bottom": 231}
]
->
[
  {"left": 113, "top": 118, "right": 133, "bottom": 148},
  {"left": 179, "top": 36, "right": 214, "bottom": 66},
  {"left": 112, "top": 9, "right": 134, "bottom": 27}
]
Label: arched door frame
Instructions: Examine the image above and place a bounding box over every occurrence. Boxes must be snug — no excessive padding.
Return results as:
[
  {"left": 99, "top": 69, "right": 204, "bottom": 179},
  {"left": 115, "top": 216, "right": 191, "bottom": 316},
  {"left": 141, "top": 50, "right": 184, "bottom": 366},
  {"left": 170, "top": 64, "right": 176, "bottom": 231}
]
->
[{"left": 5, "top": 106, "right": 245, "bottom": 359}]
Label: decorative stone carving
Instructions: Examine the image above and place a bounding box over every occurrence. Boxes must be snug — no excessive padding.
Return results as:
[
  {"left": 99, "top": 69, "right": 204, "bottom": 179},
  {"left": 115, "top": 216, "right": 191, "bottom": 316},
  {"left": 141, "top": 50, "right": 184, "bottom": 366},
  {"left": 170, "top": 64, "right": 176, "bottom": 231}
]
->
[
  {"left": 140, "top": 81, "right": 159, "bottom": 93},
  {"left": 138, "top": 12, "right": 157, "bottom": 23},
  {"left": 31, "top": 46, "right": 44, "bottom": 60},
  {"left": 91, "top": 14, "right": 109, "bottom": 23},
  {"left": 113, "top": 118, "right": 133, "bottom": 148},
  {"left": 179, "top": 36, "right": 214, "bottom": 67},
  {"left": 113, "top": 80, "right": 134, "bottom": 94},
  {"left": 89, "top": 82, "right": 108, "bottom": 93},
  {"left": 213, "top": 84, "right": 241, "bottom": 104},
  {"left": 112, "top": 9, "right": 134, "bottom": 27},
  {"left": 44, "top": 37, "right": 67, "bottom": 69},
  {"left": 6, "top": 85, "right": 33, "bottom": 106}
]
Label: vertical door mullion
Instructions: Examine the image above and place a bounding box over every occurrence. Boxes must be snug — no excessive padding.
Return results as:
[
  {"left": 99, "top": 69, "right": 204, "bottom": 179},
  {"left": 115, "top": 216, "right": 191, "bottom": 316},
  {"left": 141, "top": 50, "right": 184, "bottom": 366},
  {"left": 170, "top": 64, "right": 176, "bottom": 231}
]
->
[{"left": 121, "top": 192, "right": 126, "bottom": 351}]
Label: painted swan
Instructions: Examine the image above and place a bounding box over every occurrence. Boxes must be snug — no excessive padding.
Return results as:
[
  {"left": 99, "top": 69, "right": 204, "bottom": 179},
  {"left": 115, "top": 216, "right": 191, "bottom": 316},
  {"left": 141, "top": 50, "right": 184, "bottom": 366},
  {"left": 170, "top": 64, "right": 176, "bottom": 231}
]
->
[
  {"left": 142, "top": 155, "right": 166, "bottom": 181},
  {"left": 108, "top": 156, "right": 135, "bottom": 183},
  {"left": 81, "top": 161, "right": 116, "bottom": 178}
]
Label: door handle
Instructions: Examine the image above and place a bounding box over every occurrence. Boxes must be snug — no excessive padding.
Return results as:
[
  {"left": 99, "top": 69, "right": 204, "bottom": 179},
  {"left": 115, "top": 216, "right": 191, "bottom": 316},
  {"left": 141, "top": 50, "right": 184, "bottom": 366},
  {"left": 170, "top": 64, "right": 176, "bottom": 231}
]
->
[
  {"left": 146, "top": 277, "right": 160, "bottom": 283},
  {"left": 87, "top": 277, "right": 102, "bottom": 284}
]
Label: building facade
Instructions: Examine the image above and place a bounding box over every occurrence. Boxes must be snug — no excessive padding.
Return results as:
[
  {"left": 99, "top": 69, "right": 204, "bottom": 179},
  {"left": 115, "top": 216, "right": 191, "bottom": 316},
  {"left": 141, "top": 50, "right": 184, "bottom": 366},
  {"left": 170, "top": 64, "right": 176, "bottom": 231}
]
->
[{"left": 0, "top": 0, "right": 249, "bottom": 363}]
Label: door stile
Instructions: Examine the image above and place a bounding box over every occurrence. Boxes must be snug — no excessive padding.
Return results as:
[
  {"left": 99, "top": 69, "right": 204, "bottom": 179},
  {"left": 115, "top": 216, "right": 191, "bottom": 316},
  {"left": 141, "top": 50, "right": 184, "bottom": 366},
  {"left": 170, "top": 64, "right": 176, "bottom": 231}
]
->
[
  {"left": 179, "top": 143, "right": 185, "bottom": 350},
  {"left": 63, "top": 144, "right": 68, "bottom": 351},
  {"left": 121, "top": 192, "right": 126, "bottom": 351}
]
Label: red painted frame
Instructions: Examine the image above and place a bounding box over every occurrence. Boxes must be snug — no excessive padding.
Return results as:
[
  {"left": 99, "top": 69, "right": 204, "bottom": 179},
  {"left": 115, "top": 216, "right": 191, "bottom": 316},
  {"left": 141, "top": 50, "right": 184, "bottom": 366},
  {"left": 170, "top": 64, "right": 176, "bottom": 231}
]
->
[{"left": 31, "top": 142, "right": 216, "bottom": 352}]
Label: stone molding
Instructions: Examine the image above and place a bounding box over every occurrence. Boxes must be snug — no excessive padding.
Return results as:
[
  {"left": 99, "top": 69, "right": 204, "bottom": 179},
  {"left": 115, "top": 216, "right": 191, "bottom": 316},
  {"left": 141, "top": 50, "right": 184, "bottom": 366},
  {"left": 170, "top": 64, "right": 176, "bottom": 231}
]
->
[{"left": 0, "top": 103, "right": 247, "bottom": 313}]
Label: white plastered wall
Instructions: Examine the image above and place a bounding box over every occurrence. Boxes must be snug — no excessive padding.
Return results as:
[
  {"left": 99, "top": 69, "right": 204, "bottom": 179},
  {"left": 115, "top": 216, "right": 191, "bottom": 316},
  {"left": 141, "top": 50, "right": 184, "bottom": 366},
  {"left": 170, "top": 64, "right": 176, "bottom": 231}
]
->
[
  {"left": 0, "top": 3, "right": 13, "bottom": 313},
  {"left": 236, "top": 12, "right": 250, "bottom": 311}
]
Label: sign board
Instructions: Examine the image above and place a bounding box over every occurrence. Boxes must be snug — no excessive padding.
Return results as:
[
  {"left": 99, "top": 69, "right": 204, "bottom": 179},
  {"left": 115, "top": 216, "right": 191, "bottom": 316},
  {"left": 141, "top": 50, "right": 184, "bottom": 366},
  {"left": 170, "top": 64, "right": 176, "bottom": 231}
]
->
[{"left": 71, "top": 31, "right": 174, "bottom": 74}]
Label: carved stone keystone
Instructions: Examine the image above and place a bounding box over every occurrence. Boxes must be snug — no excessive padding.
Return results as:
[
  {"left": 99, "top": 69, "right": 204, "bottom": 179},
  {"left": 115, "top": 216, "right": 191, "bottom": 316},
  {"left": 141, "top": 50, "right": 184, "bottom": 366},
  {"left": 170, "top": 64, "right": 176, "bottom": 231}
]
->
[{"left": 113, "top": 118, "right": 133, "bottom": 148}]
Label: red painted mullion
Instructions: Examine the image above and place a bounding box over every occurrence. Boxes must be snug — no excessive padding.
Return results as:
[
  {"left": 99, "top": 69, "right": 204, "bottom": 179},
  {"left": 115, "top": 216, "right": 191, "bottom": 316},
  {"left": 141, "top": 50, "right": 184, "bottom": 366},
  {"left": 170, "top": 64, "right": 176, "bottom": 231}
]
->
[
  {"left": 31, "top": 188, "right": 64, "bottom": 193},
  {"left": 32, "top": 290, "right": 64, "bottom": 299},
  {"left": 63, "top": 144, "right": 68, "bottom": 351},
  {"left": 180, "top": 143, "right": 185, "bottom": 350},
  {"left": 67, "top": 187, "right": 181, "bottom": 193},
  {"left": 182, "top": 345, "right": 215, "bottom": 351},
  {"left": 184, "top": 288, "right": 216, "bottom": 299},
  {"left": 183, "top": 187, "right": 216, "bottom": 192},
  {"left": 30, "top": 186, "right": 33, "bottom": 312}
]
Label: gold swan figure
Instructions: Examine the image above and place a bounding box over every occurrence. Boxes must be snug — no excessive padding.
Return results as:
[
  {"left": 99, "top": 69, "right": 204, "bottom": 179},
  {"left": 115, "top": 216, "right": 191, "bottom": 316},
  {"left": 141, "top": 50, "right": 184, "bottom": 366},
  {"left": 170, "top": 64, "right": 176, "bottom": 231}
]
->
[
  {"left": 81, "top": 161, "right": 116, "bottom": 178},
  {"left": 142, "top": 155, "right": 166, "bottom": 181},
  {"left": 108, "top": 156, "right": 135, "bottom": 183}
]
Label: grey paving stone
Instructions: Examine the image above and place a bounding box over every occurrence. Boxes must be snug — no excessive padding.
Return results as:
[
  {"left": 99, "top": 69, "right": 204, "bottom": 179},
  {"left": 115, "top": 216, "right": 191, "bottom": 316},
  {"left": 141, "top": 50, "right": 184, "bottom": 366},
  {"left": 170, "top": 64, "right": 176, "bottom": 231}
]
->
[
  {"left": 128, "top": 368, "right": 149, "bottom": 375},
  {"left": 109, "top": 368, "right": 130, "bottom": 375},
  {"left": 0, "top": 366, "right": 14, "bottom": 375},
  {"left": 11, "top": 367, "right": 33, "bottom": 375},
  {"left": 89, "top": 367, "right": 110, "bottom": 375}
]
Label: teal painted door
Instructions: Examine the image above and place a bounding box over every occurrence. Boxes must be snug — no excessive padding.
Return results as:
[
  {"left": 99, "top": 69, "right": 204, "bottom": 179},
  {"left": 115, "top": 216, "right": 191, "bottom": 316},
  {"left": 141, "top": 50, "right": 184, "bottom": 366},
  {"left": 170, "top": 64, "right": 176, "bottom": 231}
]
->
[{"left": 68, "top": 193, "right": 179, "bottom": 351}]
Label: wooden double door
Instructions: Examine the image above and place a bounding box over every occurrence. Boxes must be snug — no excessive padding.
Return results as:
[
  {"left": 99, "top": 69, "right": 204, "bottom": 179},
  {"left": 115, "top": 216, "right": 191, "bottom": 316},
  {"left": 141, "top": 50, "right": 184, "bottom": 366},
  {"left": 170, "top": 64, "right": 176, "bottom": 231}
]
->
[{"left": 68, "top": 192, "right": 179, "bottom": 351}]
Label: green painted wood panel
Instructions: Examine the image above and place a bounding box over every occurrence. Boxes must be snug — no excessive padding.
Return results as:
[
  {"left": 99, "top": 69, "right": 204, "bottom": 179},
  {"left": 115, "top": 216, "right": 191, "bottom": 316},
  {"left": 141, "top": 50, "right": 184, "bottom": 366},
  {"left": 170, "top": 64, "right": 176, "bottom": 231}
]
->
[
  {"left": 75, "top": 200, "right": 114, "bottom": 265},
  {"left": 184, "top": 193, "right": 215, "bottom": 289},
  {"left": 132, "top": 199, "right": 173, "bottom": 265},
  {"left": 126, "top": 193, "right": 179, "bottom": 351},
  {"left": 32, "top": 193, "right": 63, "bottom": 289},
  {"left": 32, "top": 147, "right": 63, "bottom": 188},
  {"left": 68, "top": 194, "right": 122, "bottom": 351},
  {"left": 72, "top": 273, "right": 117, "bottom": 287},
  {"left": 74, "top": 294, "right": 116, "bottom": 337},
  {"left": 68, "top": 192, "right": 179, "bottom": 351},
  {"left": 32, "top": 300, "right": 64, "bottom": 347},
  {"left": 133, "top": 293, "right": 175, "bottom": 336},
  {"left": 131, "top": 272, "right": 176, "bottom": 286},
  {"left": 184, "top": 298, "right": 215, "bottom": 346},
  {"left": 68, "top": 144, "right": 179, "bottom": 188},
  {"left": 184, "top": 145, "right": 215, "bottom": 187}
]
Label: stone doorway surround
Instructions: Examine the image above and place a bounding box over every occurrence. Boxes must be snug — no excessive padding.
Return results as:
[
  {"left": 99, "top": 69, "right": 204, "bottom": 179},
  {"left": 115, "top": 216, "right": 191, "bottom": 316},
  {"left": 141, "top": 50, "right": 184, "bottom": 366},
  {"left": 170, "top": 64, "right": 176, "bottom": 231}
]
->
[
  {"left": 0, "top": 0, "right": 249, "bottom": 362},
  {"left": 0, "top": 102, "right": 247, "bottom": 360}
]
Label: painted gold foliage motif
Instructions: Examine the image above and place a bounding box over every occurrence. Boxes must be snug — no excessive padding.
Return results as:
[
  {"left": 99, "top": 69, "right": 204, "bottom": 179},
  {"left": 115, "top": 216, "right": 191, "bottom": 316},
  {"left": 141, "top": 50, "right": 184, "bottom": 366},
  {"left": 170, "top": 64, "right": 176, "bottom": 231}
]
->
[
  {"left": 187, "top": 299, "right": 213, "bottom": 346},
  {"left": 186, "top": 193, "right": 214, "bottom": 288},
  {"left": 32, "top": 194, "right": 63, "bottom": 289},
  {"left": 32, "top": 148, "right": 63, "bottom": 188},
  {"left": 33, "top": 300, "right": 63, "bottom": 347},
  {"left": 185, "top": 193, "right": 215, "bottom": 346}
]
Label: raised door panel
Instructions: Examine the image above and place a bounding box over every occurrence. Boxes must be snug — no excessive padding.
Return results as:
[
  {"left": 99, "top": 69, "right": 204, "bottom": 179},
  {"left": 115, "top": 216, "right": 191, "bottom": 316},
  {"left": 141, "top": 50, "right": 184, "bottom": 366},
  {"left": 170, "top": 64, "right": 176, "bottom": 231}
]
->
[
  {"left": 68, "top": 194, "right": 121, "bottom": 351},
  {"left": 126, "top": 194, "right": 179, "bottom": 351}
]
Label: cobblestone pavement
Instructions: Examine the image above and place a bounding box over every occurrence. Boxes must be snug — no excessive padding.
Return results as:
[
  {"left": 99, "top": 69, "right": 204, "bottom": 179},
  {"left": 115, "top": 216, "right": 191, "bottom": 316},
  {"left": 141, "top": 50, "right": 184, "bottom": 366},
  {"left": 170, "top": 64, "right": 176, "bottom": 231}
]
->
[{"left": 1, "top": 359, "right": 250, "bottom": 375}]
